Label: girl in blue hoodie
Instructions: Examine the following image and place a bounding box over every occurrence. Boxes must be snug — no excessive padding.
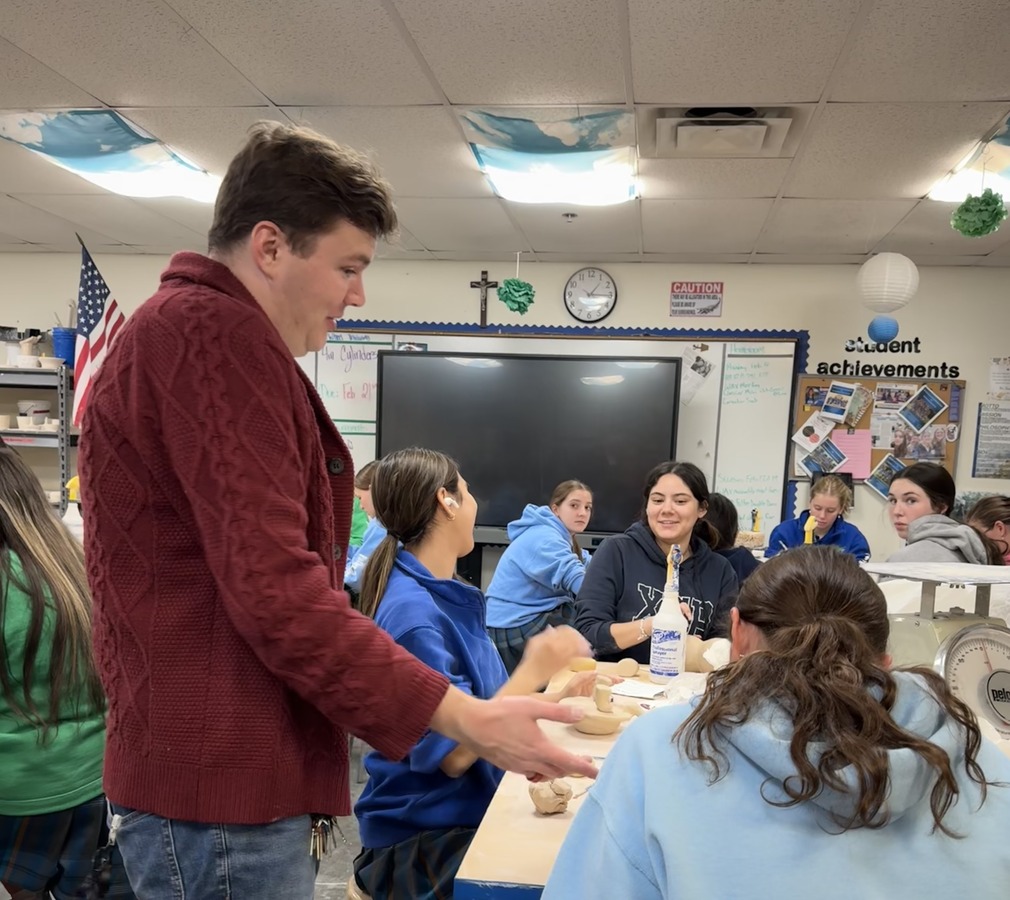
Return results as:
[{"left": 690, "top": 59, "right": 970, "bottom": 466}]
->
[
  {"left": 352, "top": 449, "right": 597, "bottom": 900},
  {"left": 486, "top": 480, "right": 593, "bottom": 673},
  {"left": 574, "top": 461, "right": 738, "bottom": 664},
  {"left": 765, "top": 474, "right": 870, "bottom": 561},
  {"left": 545, "top": 546, "right": 1010, "bottom": 900}
]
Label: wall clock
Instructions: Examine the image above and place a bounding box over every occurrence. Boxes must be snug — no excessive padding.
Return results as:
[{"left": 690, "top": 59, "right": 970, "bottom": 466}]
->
[{"left": 564, "top": 267, "right": 617, "bottom": 323}]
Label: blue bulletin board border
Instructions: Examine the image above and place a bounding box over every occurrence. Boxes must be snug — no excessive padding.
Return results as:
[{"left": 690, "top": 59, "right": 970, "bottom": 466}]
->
[{"left": 340, "top": 321, "right": 810, "bottom": 372}]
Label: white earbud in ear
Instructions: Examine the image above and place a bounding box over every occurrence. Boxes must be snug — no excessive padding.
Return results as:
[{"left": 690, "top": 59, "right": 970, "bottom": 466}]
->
[{"left": 444, "top": 497, "right": 458, "bottom": 509}]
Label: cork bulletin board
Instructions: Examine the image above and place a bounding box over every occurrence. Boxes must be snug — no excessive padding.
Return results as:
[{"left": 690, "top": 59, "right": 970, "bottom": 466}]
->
[{"left": 791, "top": 375, "right": 965, "bottom": 499}]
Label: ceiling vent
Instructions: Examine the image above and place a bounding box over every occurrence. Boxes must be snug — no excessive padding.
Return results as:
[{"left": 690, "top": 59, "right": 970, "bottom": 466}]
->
[{"left": 651, "top": 107, "right": 794, "bottom": 159}]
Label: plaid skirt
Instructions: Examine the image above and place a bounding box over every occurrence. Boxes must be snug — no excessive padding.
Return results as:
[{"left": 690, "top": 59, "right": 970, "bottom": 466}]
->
[
  {"left": 353, "top": 826, "right": 476, "bottom": 900},
  {"left": 488, "top": 601, "right": 576, "bottom": 675},
  {"left": 0, "top": 794, "right": 134, "bottom": 899}
]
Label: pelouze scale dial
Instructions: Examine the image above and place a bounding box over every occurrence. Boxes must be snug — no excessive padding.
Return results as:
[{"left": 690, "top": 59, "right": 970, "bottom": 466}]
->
[{"left": 864, "top": 562, "right": 1010, "bottom": 740}]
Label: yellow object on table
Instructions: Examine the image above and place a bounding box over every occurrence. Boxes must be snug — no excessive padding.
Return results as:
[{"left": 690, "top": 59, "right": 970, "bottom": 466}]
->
[{"left": 803, "top": 514, "right": 817, "bottom": 544}]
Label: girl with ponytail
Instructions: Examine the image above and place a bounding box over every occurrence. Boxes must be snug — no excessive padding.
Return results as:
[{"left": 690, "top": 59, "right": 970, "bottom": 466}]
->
[
  {"left": 545, "top": 546, "right": 1010, "bottom": 900},
  {"left": 353, "top": 448, "right": 596, "bottom": 900}
]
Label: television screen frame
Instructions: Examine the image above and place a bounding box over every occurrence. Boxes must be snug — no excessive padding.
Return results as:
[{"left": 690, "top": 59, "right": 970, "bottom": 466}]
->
[{"left": 375, "top": 350, "right": 681, "bottom": 547}]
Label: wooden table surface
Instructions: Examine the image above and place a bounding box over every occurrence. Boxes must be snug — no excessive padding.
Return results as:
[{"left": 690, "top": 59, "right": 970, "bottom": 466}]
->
[{"left": 454, "top": 662, "right": 683, "bottom": 900}]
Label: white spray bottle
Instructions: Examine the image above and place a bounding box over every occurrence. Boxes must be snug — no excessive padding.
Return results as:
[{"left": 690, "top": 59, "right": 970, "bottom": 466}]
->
[{"left": 649, "top": 543, "right": 688, "bottom": 684}]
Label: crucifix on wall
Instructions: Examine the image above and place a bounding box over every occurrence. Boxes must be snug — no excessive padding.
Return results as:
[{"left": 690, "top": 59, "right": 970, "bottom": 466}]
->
[{"left": 470, "top": 270, "right": 498, "bottom": 328}]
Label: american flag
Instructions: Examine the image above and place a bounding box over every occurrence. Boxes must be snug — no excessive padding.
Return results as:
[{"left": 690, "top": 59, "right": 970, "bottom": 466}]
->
[{"left": 72, "top": 245, "right": 125, "bottom": 425}]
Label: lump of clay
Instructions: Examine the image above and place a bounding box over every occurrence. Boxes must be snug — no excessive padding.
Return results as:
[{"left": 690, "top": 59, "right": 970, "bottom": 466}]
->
[
  {"left": 593, "top": 681, "right": 613, "bottom": 713},
  {"left": 614, "top": 658, "right": 639, "bottom": 677},
  {"left": 569, "top": 657, "right": 597, "bottom": 672},
  {"left": 529, "top": 779, "right": 573, "bottom": 815},
  {"left": 561, "top": 696, "right": 631, "bottom": 735}
]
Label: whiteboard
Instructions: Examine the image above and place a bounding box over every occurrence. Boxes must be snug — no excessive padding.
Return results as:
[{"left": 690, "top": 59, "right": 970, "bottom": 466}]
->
[
  {"left": 302, "top": 329, "right": 797, "bottom": 531},
  {"left": 714, "top": 349, "right": 796, "bottom": 534}
]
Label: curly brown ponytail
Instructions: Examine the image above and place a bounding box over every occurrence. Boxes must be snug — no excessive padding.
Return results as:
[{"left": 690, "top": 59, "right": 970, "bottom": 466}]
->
[{"left": 676, "top": 546, "right": 994, "bottom": 836}]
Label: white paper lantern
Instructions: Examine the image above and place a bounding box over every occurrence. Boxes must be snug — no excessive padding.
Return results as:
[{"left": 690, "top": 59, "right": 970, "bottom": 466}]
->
[{"left": 857, "top": 253, "right": 919, "bottom": 313}]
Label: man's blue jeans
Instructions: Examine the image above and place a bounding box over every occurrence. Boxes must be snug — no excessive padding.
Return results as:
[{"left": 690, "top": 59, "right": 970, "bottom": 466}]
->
[{"left": 110, "top": 805, "right": 317, "bottom": 899}]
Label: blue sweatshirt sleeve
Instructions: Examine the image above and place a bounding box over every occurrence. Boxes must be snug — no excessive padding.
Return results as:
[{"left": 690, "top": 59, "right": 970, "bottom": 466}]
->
[
  {"left": 392, "top": 624, "right": 473, "bottom": 775},
  {"left": 574, "top": 538, "right": 625, "bottom": 656},
  {"left": 521, "top": 530, "right": 588, "bottom": 595},
  {"left": 845, "top": 523, "right": 871, "bottom": 562},
  {"left": 764, "top": 521, "right": 791, "bottom": 558}
]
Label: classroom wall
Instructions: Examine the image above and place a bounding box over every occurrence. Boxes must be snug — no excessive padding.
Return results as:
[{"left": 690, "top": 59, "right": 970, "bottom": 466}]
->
[{"left": 1, "top": 250, "right": 1007, "bottom": 562}]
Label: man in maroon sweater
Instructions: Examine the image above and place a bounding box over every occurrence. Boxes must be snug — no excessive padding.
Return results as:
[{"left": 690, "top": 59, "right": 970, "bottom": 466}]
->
[{"left": 79, "top": 122, "right": 594, "bottom": 897}]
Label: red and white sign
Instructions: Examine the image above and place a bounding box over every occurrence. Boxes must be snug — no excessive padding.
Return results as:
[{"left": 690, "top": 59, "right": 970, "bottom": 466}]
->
[{"left": 670, "top": 281, "right": 723, "bottom": 318}]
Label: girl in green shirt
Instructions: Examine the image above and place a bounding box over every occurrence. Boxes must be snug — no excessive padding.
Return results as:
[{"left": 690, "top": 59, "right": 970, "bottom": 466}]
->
[{"left": 0, "top": 442, "right": 133, "bottom": 899}]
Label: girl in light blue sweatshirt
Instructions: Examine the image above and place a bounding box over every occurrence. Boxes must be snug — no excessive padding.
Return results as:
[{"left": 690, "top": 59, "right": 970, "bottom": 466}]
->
[
  {"left": 485, "top": 480, "right": 593, "bottom": 673},
  {"left": 544, "top": 546, "right": 1010, "bottom": 900}
]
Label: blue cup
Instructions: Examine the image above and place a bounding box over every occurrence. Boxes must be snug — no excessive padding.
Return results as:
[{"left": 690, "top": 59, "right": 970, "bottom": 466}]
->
[{"left": 52, "top": 327, "right": 76, "bottom": 369}]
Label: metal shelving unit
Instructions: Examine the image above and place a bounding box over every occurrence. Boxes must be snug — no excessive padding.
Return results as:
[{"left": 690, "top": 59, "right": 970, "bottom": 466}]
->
[{"left": 0, "top": 366, "right": 75, "bottom": 515}]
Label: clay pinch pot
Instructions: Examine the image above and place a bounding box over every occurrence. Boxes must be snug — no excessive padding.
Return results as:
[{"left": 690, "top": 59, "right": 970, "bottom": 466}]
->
[{"left": 560, "top": 696, "right": 631, "bottom": 735}]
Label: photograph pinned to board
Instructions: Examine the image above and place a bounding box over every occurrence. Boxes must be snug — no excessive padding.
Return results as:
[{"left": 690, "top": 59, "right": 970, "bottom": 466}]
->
[
  {"left": 842, "top": 384, "right": 873, "bottom": 427},
  {"left": 898, "top": 385, "right": 948, "bottom": 434},
  {"left": 890, "top": 423, "right": 947, "bottom": 461},
  {"left": 799, "top": 438, "right": 847, "bottom": 478},
  {"left": 802, "top": 385, "right": 828, "bottom": 411},
  {"left": 865, "top": 454, "right": 907, "bottom": 500},
  {"left": 680, "top": 346, "right": 714, "bottom": 405},
  {"left": 791, "top": 412, "right": 835, "bottom": 451},
  {"left": 394, "top": 341, "right": 428, "bottom": 352},
  {"left": 820, "top": 381, "right": 857, "bottom": 422},
  {"left": 873, "top": 382, "right": 918, "bottom": 411}
]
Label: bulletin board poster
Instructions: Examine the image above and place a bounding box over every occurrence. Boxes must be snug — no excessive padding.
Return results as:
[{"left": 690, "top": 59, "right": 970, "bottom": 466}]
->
[
  {"left": 973, "top": 401, "right": 1010, "bottom": 478},
  {"left": 791, "top": 375, "right": 964, "bottom": 496}
]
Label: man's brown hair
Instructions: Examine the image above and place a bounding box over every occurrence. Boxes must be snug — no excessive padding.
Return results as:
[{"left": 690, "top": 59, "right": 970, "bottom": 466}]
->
[{"left": 208, "top": 121, "right": 398, "bottom": 256}]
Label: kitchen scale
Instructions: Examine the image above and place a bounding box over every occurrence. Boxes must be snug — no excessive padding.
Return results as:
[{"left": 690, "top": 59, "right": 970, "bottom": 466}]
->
[{"left": 864, "top": 562, "right": 1010, "bottom": 740}]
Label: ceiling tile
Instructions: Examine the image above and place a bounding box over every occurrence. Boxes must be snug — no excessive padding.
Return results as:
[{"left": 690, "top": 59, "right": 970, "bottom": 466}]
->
[
  {"left": 756, "top": 199, "right": 916, "bottom": 254},
  {"left": 0, "top": 195, "right": 121, "bottom": 245},
  {"left": 134, "top": 198, "right": 213, "bottom": 240},
  {"left": 0, "top": 38, "right": 99, "bottom": 108},
  {"left": 641, "top": 199, "right": 773, "bottom": 253},
  {"left": 390, "top": 0, "right": 626, "bottom": 104},
  {"left": 0, "top": 243, "right": 71, "bottom": 252},
  {"left": 0, "top": 140, "right": 106, "bottom": 194},
  {"left": 376, "top": 247, "right": 432, "bottom": 260},
  {"left": 875, "top": 201, "right": 1010, "bottom": 256},
  {"left": 505, "top": 202, "right": 641, "bottom": 254},
  {"left": 14, "top": 195, "right": 205, "bottom": 246},
  {"left": 426, "top": 250, "right": 525, "bottom": 261},
  {"left": 0, "top": 0, "right": 262, "bottom": 106},
  {"left": 751, "top": 253, "right": 867, "bottom": 265},
  {"left": 784, "top": 102, "right": 1010, "bottom": 199},
  {"left": 832, "top": 0, "right": 1010, "bottom": 101},
  {"left": 380, "top": 226, "right": 426, "bottom": 254},
  {"left": 166, "top": 0, "right": 440, "bottom": 105},
  {"left": 639, "top": 158, "right": 791, "bottom": 199},
  {"left": 628, "top": 0, "right": 862, "bottom": 103},
  {"left": 977, "top": 254, "right": 1010, "bottom": 267},
  {"left": 642, "top": 253, "right": 751, "bottom": 264},
  {"left": 284, "top": 107, "right": 491, "bottom": 198},
  {"left": 536, "top": 252, "right": 644, "bottom": 263},
  {"left": 905, "top": 255, "right": 983, "bottom": 266},
  {"left": 393, "top": 198, "right": 522, "bottom": 251},
  {"left": 119, "top": 108, "right": 273, "bottom": 176}
]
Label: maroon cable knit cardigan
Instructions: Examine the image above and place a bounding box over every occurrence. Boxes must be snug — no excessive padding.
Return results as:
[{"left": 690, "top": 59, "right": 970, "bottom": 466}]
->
[{"left": 80, "top": 253, "right": 449, "bottom": 824}]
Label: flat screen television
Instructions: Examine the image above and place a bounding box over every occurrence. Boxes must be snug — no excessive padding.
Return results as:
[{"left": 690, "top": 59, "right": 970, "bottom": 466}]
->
[{"left": 376, "top": 352, "right": 681, "bottom": 543}]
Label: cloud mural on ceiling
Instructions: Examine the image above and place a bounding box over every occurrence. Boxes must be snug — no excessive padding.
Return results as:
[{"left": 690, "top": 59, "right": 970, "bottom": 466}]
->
[{"left": 0, "top": 109, "right": 220, "bottom": 202}]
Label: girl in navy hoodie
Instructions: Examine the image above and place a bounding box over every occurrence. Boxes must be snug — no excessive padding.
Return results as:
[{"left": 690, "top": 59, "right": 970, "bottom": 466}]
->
[
  {"left": 575, "top": 461, "right": 738, "bottom": 665},
  {"left": 765, "top": 475, "right": 870, "bottom": 561},
  {"left": 353, "top": 448, "right": 596, "bottom": 900}
]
